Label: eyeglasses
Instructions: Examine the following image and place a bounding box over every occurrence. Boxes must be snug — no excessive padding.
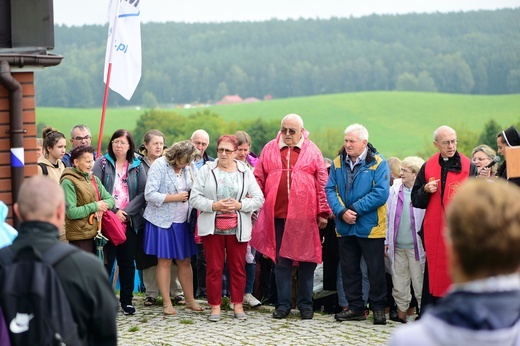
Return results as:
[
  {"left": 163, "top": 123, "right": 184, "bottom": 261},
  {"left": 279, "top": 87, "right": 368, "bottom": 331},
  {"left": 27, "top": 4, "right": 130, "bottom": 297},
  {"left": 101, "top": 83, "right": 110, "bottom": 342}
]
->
[
  {"left": 280, "top": 127, "right": 297, "bottom": 135},
  {"left": 472, "top": 157, "right": 490, "bottom": 162},
  {"left": 74, "top": 135, "right": 91, "bottom": 141},
  {"left": 217, "top": 148, "right": 235, "bottom": 154},
  {"left": 400, "top": 168, "right": 413, "bottom": 174},
  {"left": 112, "top": 140, "right": 129, "bottom": 146},
  {"left": 438, "top": 139, "right": 458, "bottom": 146}
]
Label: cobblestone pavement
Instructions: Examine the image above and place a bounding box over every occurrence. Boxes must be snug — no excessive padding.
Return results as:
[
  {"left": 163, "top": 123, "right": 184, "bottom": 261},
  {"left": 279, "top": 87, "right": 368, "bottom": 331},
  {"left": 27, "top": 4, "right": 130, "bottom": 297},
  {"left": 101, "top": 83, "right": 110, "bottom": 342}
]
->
[{"left": 116, "top": 298, "right": 399, "bottom": 346}]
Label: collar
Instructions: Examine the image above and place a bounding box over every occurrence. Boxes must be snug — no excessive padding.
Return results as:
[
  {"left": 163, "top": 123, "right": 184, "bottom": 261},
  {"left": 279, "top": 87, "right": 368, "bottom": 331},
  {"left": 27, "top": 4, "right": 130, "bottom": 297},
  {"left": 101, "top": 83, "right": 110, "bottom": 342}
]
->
[
  {"left": 17, "top": 221, "right": 60, "bottom": 240},
  {"left": 278, "top": 135, "right": 304, "bottom": 149},
  {"left": 345, "top": 146, "right": 368, "bottom": 165},
  {"left": 449, "top": 273, "right": 520, "bottom": 294}
]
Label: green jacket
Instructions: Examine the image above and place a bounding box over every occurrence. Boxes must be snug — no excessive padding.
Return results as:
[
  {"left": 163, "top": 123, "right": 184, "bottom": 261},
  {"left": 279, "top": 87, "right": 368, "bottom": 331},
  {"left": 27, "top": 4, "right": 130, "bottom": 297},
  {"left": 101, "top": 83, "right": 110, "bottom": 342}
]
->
[{"left": 60, "top": 167, "right": 115, "bottom": 241}]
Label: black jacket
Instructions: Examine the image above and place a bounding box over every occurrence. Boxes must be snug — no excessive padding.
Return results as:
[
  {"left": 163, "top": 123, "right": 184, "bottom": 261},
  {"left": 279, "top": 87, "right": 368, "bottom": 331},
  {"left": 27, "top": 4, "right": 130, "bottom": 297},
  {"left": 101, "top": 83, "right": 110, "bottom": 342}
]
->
[
  {"left": 3, "top": 221, "right": 118, "bottom": 346},
  {"left": 412, "top": 151, "right": 477, "bottom": 209},
  {"left": 497, "top": 162, "right": 520, "bottom": 187}
]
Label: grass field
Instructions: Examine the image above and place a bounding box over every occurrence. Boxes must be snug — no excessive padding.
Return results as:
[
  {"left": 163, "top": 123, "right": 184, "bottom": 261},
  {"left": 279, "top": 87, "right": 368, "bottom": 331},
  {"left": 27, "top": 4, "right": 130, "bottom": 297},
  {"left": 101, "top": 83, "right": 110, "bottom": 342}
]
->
[{"left": 37, "top": 91, "right": 520, "bottom": 158}]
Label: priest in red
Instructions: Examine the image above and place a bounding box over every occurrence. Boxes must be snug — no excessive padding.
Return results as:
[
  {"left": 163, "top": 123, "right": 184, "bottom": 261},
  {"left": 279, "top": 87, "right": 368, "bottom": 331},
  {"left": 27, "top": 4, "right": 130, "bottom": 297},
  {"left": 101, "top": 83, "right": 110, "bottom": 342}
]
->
[{"left": 411, "top": 126, "right": 477, "bottom": 314}]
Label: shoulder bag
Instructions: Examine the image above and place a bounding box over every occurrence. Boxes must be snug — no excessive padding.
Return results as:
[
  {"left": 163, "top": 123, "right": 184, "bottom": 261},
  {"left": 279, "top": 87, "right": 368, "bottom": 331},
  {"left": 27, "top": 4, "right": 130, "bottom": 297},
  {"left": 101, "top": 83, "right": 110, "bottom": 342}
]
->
[{"left": 91, "top": 175, "right": 127, "bottom": 246}]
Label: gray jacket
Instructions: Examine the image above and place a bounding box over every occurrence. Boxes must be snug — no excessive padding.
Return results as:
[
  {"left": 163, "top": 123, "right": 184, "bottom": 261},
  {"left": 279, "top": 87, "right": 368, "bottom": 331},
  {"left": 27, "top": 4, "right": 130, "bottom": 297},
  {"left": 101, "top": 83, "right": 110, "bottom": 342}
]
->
[{"left": 92, "top": 154, "right": 147, "bottom": 232}]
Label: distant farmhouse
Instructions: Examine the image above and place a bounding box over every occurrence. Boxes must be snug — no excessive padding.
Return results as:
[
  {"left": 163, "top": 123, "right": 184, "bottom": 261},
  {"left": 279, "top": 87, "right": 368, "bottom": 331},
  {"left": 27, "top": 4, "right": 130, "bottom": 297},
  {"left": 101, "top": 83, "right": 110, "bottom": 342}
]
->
[{"left": 215, "top": 94, "right": 262, "bottom": 105}]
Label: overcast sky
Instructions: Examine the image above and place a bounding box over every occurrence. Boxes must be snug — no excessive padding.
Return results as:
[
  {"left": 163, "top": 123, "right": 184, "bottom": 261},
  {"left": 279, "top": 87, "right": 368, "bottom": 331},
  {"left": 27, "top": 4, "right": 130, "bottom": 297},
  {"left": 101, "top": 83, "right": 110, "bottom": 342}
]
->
[{"left": 53, "top": 0, "right": 519, "bottom": 26}]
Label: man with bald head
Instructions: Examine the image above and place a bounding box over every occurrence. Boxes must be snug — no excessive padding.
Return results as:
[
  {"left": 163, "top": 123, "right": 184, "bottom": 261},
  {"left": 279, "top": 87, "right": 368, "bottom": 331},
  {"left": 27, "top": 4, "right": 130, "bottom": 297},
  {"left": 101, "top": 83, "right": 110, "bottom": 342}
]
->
[
  {"left": 191, "top": 129, "right": 215, "bottom": 170},
  {"left": 0, "top": 176, "right": 118, "bottom": 345},
  {"left": 411, "top": 125, "right": 476, "bottom": 314},
  {"left": 251, "top": 114, "right": 331, "bottom": 320}
]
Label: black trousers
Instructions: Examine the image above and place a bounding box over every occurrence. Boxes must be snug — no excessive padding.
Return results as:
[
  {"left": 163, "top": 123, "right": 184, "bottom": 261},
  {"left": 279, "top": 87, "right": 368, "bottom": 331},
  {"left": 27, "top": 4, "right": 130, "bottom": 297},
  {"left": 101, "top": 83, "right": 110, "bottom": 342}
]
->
[
  {"left": 338, "top": 236, "right": 386, "bottom": 311},
  {"left": 105, "top": 225, "right": 136, "bottom": 306}
]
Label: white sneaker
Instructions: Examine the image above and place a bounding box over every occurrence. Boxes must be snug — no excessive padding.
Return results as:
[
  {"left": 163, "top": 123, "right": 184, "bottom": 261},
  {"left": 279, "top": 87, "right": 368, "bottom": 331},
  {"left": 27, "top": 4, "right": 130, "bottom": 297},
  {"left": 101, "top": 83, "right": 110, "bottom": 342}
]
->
[
  {"left": 243, "top": 293, "right": 261, "bottom": 307},
  {"left": 406, "top": 315, "right": 415, "bottom": 323}
]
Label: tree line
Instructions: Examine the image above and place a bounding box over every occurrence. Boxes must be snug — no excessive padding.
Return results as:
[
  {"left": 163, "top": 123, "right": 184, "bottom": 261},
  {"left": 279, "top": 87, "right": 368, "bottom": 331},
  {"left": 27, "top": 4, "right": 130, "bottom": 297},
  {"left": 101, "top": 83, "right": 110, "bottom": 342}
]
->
[{"left": 36, "top": 9, "right": 520, "bottom": 108}]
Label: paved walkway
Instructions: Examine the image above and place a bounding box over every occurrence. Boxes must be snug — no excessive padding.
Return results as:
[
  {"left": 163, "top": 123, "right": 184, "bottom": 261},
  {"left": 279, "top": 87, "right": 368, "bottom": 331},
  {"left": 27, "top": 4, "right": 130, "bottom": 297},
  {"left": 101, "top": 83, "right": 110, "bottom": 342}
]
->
[{"left": 116, "top": 298, "right": 399, "bottom": 345}]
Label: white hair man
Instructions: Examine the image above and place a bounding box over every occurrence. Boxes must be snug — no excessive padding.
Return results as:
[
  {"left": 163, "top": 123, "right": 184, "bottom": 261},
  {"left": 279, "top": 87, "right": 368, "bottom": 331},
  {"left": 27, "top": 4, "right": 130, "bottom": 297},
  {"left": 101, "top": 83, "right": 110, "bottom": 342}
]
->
[{"left": 325, "top": 123, "right": 390, "bottom": 325}]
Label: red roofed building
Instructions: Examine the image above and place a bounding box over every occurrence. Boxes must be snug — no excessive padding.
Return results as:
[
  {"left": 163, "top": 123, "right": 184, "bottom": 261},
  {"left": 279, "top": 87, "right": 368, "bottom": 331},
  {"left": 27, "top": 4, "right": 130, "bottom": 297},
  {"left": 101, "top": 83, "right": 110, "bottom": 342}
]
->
[{"left": 215, "top": 94, "right": 243, "bottom": 105}]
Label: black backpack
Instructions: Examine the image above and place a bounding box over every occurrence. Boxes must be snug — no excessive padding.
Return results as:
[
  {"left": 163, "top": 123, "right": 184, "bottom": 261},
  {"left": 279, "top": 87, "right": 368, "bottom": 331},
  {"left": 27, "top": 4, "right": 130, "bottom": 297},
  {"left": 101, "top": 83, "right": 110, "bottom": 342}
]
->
[{"left": 0, "top": 243, "right": 82, "bottom": 346}]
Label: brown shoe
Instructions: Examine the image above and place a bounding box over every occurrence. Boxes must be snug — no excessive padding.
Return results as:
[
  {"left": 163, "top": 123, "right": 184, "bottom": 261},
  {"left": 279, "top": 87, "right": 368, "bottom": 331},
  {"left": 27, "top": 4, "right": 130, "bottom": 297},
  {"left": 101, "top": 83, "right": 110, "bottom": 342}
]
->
[
  {"left": 185, "top": 300, "right": 203, "bottom": 312},
  {"left": 163, "top": 304, "right": 177, "bottom": 316}
]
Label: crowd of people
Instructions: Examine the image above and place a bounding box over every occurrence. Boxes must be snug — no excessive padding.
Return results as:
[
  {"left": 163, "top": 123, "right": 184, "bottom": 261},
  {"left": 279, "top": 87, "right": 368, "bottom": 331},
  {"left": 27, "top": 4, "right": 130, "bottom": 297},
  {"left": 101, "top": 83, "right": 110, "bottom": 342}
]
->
[{"left": 1, "top": 117, "right": 519, "bottom": 345}]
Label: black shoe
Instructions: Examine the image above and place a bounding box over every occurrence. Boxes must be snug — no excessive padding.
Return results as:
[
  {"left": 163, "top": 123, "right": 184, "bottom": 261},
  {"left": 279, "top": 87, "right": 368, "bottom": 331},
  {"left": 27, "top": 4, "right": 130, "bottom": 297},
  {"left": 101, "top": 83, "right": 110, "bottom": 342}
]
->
[
  {"left": 122, "top": 304, "right": 136, "bottom": 315},
  {"left": 272, "top": 309, "right": 291, "bottom": 319},
  {"left": 389, "top": 310, "right": 399, "bottom": 322},
  {"left": 300, "top": 308, "right": 314, "bottom": 320},
  {"left": 334, "top": 310, "right": 366, "bottom": 321},
  {"left": 143, "top": 297, "right": 156, "bottom": 307},
  {"left": 373, "top": 310, "right": 386, "bottom": 325}
]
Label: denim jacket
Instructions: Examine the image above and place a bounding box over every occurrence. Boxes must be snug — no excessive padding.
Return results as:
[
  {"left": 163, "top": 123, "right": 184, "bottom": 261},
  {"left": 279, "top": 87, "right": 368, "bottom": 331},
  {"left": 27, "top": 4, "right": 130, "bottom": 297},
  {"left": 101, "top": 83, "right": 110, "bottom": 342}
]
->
[{"left": 143, "top": 156, "right": 197, "bottom": 228}]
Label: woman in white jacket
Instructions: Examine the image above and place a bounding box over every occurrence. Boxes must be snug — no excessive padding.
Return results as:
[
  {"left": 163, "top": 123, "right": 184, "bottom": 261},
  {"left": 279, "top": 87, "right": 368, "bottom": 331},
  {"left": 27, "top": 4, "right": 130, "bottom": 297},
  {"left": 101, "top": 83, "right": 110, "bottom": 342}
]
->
[
  {"left": 190, "top": 135, "right": 264, "bottom": 322},
  {"left": 386, "top": 156, "right": 426, "bottom": 323}
]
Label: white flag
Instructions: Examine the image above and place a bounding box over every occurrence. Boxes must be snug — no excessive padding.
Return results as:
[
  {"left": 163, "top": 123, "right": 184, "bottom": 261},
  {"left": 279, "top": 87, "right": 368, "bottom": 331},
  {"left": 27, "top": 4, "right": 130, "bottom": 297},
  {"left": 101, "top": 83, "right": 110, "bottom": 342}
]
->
[{"left": 104, "top": 0, "right": 142, "bottom": 100}]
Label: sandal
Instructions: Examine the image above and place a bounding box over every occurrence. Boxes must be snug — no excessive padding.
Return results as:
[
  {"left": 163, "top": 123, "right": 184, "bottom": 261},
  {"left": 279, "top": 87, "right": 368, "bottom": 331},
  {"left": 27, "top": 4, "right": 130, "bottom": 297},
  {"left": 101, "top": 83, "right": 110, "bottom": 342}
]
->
[
  {"left": 185, "top": 300, "right": 203, "bottom": 312},
  {"left": 144, "top": 297, "right": 156, "bottom": 307},
  {"left": 173, "top": 294, "right": 186, "bottom": 305},
  {"left": 163, "top": 304, "right": 177, "bottom": 316}
]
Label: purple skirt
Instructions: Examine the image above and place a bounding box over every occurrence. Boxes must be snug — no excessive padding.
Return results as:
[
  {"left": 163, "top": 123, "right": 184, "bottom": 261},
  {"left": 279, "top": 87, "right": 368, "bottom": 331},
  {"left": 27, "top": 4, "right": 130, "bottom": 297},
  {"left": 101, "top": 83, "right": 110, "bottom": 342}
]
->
[{"left": 144, "top": 221, "right": 197, "bottom": 260}]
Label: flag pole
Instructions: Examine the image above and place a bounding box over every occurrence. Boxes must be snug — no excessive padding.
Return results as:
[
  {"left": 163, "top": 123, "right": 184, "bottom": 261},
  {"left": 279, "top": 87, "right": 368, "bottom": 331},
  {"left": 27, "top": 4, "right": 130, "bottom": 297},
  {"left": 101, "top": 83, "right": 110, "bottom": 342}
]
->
[
  {"left": 97, "top": 0, "right": 120, "bottom": 156},
  {"left": 97, "top": 63, "right": 113, "bottom": 156}
]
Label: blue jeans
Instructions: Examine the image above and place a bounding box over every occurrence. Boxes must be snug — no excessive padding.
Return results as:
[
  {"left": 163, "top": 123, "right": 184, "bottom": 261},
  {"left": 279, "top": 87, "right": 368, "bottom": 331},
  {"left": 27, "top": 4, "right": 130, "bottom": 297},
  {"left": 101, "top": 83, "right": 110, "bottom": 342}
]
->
[
  {"left": 339, "top": 236, "right": 386, "bottom": 311},
  {"left": 245, "top": 263, "right": 256, "bottom": 294},
  {"left": 274, "top": 218, "right": 317, "bottom": 311},
  {"left": 336, "top": 258, "right": 370, "bottom": 308}
]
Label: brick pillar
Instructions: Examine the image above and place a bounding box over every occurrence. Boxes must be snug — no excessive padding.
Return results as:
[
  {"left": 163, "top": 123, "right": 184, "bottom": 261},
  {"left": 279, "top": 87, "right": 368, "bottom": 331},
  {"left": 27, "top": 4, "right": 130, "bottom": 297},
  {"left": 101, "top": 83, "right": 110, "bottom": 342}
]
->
[{"left": 0, "top": 71, "right": 37, "bottom": 226}]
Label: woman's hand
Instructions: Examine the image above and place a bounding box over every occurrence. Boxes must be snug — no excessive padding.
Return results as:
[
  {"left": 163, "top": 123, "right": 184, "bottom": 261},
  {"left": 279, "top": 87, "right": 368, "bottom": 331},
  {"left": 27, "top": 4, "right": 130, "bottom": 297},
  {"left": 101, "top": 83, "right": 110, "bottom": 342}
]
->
[
  {"left": 477, "top": 167, "right": 491, "bottom": 179},
  {"left": 177, "top": 191, "right": 190, "bottom": 202},
  {"left": 167, "top": 192, "right": 189, "bottom": 203},
  {"left": 97, "top": 200, "right": 109, "bottom": 212},
  {"left": 116, "top": 209, "right": 127, "bottom": 222},
  {"left": 213, "top": 198, "right": 240, "bottom": 213}
]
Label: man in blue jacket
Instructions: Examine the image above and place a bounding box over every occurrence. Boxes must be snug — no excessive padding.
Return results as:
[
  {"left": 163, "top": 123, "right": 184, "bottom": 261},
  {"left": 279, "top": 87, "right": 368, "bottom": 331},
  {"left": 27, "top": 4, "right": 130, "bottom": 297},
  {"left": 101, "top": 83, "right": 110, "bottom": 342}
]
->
[{"left": 325, "top": 123, "right": 390, "bottom": 325}]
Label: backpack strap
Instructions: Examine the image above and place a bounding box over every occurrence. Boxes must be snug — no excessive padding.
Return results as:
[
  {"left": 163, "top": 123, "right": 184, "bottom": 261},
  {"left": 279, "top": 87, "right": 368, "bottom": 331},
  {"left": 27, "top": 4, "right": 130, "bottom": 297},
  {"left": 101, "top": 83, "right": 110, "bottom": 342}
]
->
[
  {"left": 0, "top": 243, "right": 78, "bottom": 269},
  {"left": 42, "top": 242, "right": 80, "bottom": 267},
  {"left": 38, "top": 162, "right": 49, "bottom": 176}
]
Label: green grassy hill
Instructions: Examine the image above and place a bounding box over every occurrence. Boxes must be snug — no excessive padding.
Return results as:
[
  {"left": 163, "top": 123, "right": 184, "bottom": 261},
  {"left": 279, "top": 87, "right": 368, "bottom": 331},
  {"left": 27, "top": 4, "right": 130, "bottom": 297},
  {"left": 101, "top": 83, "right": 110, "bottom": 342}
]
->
[{"left": 37, "top": 92, "right": 520, "bottom": 158}]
